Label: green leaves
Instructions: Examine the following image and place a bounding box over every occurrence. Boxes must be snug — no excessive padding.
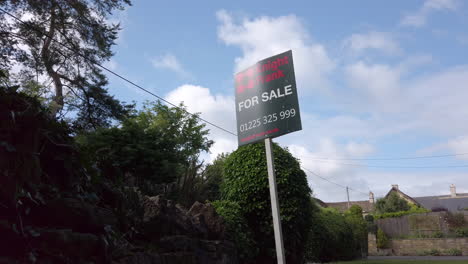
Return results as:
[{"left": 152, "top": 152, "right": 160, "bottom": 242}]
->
[
  {"left": 77, "top": 101, "right": 212, "bottom": 194},
  {"left": 220, "top": 142, "right": 312, "bottom": 262},
  {"left": 376, "top": 192, "right": 411, "bottom": 214}
]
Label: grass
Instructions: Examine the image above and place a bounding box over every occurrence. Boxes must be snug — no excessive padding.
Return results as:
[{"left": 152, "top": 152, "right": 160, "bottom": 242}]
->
[{"left": 330, "top": 261, "right": 468, "bottom": 264}]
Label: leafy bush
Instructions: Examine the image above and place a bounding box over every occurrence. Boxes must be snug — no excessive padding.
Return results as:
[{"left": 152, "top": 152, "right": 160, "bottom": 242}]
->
[
  {"left": 446, "top": 212, "right": 466, "bottom": 228},
  {"left": 376, "top": 228, "right": 389, "bottom": 249},
  {"left": 445, "top": 248, "right": 462, "bottom": 256},
  {"left": 306, "top": 207, "right": 361, "bottom": 262},
  {"left": 364, "top": 214, "right": 374, "bottom": 222},
  {"left": 432, "top": 231, "right": 444, "bottom": 238},
  {"left": 212, "top": 200, "right": 257, "bottom": 261},
  {"left": 427, "top": 249, "right": 441, "bottom": 256},
  {"left": 222, "top": 142, "right": 312, "bottom": 263},
  {"left": 374, "top": 205, "right": 430, "bottom": 219},
  {"left": 375, "top": 192, "right": 410, "bottom": 214},
  {"left": 77, "top": 101, "right": 213, "bottom": 201},
  {"left": 345, "top": 205, "right": 368, "bottom": 257},
  {"left": 454, "top": 227, "right": 468, "bottom": 237}
]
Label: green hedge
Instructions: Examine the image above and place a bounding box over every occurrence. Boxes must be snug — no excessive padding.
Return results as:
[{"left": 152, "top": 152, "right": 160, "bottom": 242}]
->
[
  {"left": 221, "top": 142, "right": 313, "bottom": 263},
  {"left": 306, "top": 206, "right": 367, "bottom": 262},
  {"left": 374, "top": 205, "right": 430, "bottom": 219}
]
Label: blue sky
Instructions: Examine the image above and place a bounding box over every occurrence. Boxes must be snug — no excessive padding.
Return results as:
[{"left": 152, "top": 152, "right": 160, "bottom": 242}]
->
[{"left": 103, "top": 0, "right": 468, "bottom": 202}]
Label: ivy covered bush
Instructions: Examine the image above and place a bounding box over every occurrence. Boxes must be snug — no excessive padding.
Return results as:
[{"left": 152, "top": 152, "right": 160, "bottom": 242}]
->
[
  {"left": 306, "top": 206, "right": 367, "bottom": 262},
  {"left": 221, "top": 142, "right": 313, "bottom": 263},
  {"left": 377, "top": 228, "right": 390, "bottom": 249}
]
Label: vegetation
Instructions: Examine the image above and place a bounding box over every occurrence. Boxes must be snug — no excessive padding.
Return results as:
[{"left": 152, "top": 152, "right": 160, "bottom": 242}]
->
[
  {"left": 375, "top": 192, "right": 411, "bottom": 214},
  {"left": 375, "top": 204, "right": 429, "bottom": 219},
  {"left": 446, "top": 212, "right": 466, "bottom": 228},
  {"left": 76, "top": 101, "right": 213, "bottom": 206},
  {"left": 212, "top": 200, "right": 257, "bottom": 260},
  {"left": 376, "top": 228, "right": 389, "bottom": 249},
  {"left": 1, "top": 0, "right": 133, "bottom": 129},
  {"left": 198, "top": 153, "right": 228, "bottom": 202},
  {"left": 306, "top": 206, "right": 367, "bottom": 263},
  {"left": 454, "top": 227, "right": 468, "bottom": 237},
  {"left": 220, "top": 142, "right": 313, "bottom": 263}
]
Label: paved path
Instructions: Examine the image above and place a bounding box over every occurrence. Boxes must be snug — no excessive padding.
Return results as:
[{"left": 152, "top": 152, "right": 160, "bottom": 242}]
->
[{"left": 369, "top": 255, "right": 468, "bottom": 261}]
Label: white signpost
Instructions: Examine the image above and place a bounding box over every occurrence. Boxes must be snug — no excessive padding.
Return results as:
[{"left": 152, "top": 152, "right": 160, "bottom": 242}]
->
[{"left": 234, "top": 50, "right": 302, "bottom": 264}]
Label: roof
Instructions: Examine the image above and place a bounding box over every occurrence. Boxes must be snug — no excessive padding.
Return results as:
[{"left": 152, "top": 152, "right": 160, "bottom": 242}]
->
[
  {"left": 385, "top": 187, "right": 421, "bottom": 207},
  {"left": 414, "top": 193, "right": 468, "bottom": 212},
  {"left": 326, "top": 200, "right": 374, "bottom": 213},
  {"left": 313, "top": 198, "right": 328, "bottom": 208}
]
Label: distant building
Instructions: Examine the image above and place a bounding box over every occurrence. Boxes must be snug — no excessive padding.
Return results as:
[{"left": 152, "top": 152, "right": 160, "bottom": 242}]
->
[{"left": 325, "top": 184, "right": 468, "bottom": 213}]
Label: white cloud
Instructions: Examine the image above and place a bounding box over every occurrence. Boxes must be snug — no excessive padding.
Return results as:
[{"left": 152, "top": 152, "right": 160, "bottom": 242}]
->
[
  {"left": 165, "top": 84, "right": 237, "bottom": 161},
  {"left": 344, "top": 31, "right": 400, "bottom": 55},
  {"left": 216, "top": 10, "right": 335, "bottom": 94},
  {"left": 345, "top": 61, "right": 401, "bottom": 111},
  {"left": 152, "top": 53, "right": 192, "bottom": 78},
  {"left": 288, "top": 140, "right": 373, "bottom": 202},
  {"left": 401, "top": 0, "right": 459, "bottom": 27}
]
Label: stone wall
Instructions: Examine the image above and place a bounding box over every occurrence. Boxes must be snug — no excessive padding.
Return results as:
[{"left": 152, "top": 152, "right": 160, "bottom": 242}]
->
[
  {"left": 368, "top": 233, "right": 378, "bottom": 255},
  {"left": 368, "top": 233, "right": 468, "bottom": 256}
]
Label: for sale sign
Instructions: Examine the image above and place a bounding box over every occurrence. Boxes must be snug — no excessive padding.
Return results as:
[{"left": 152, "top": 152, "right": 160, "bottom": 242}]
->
[{"left": 235, "top": 50, "right": 302, "bottom": 146}]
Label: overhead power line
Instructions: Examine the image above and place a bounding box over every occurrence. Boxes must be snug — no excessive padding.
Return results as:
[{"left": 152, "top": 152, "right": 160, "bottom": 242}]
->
[
  {"left": 301, "top": 166, "right": 369, "bottom": 196},
  {"left": 301, "top": 152, "right": 468, "bottom": 161},
  {"left": 0, "top": 8, "right": 237, "bottom": 137},
  {"left": 302, "top": 159, "right": 468, "bottom": 169}
]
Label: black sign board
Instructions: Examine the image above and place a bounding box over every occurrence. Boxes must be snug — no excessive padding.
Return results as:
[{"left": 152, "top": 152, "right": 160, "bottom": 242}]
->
[{"left": 235, "top": 50, "right": 302, "bottom": 146}]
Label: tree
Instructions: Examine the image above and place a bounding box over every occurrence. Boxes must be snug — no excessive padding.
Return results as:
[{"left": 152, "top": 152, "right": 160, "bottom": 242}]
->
[
  {"left": 77, "top": 101, "right": 213, "bottom": 197},
  {"left": 221, "top": 142, "right": 312, "bottom": 263},
  {"left": 0, "top": 0, "right": 132, "bottom": 129},
  {"left": 196, "top": 153, "right": 228, "bottom": 202},
  {"left": 376, "top": 228, "right": 389, "bottom": 249},
  {"left": 375, "top": 192, "right": 411, "bottom": 214},
  {"left": 306, "top": 207, "right": 358, "bottom": 262},
  {"left": 344, "top": 205, "right": 368, "bottom": 258}
]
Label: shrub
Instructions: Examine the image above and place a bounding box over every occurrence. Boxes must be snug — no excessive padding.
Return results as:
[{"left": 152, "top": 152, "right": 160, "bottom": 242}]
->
[
  {"left": 454, "top": 227, "right": 468, "bottom": 237},
  {"left": 306, "top": 207, "right": 360, "bottom": 262},
  {"left": 427, "top": 249, "right": 441, "bottom": 256},
  {"left": 445, "top": 248, "right": 462, "bottom": 256},
  {"left": 222, "top": 142, "right": 313, "bottom": 263},
  {"left": 432, "top": 231, "right": 444, "bottom": 238},
  {"left": 446, "top": 212, "right": 466, "bottom": 228},
  {"left": 375, "top": 192, "right": 410, "bottom": 214},
  {"left": 376, "top": 228, "right": 389, "bottom": 249},
  {"left": 364, "top": 214, "right": 374, "bottom": 222},
  {"left": 375, "top": 205, "right": 430, "bottom": 219},
  {"left": 212, "top": 200, "right": 256, "bottom": 261}
]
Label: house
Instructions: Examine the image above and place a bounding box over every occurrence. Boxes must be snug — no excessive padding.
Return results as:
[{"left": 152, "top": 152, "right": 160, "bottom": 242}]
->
[{"left": 326, "top": 184, "right": 468, "bottom": 213}]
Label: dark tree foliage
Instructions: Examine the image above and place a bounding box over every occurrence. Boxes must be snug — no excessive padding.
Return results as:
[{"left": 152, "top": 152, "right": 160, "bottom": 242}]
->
[
  {"left": 77, "top": 101, "right": 213, "bottom": 197},
  {"left": 197, "top": 153, "right": 228, "bottom": 202},
  {"left": 306, "top": 205, "right": 366, "bottom": 262},
  {"left": 375, "top": 192, "right": 411, "bottom": 214},
  {"left": 222, "top": 142, "right": 312, "bottom": 263},
  {"left": 0, "top": 0, "right": 132, "bottom": 130}
]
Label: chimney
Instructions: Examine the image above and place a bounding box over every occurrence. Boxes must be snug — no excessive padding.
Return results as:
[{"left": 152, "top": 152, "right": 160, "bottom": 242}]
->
[
  {"left": 392, "top": 184, "right": 399, "bottom": 190},
  {"left": 450, "top": 184, "right": 456, "bottom": 197},
  {"left": 369, "top": 191, "right": 375, "bottom": 204}
]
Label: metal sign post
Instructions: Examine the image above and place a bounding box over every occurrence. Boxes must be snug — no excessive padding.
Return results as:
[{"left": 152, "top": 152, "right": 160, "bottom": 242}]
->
[
  {"left": 234, "top": 50, "right": 302, "bottom": 264},
  {"left": 265, "top": 137, "right": 286, "bottom": 264}
]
